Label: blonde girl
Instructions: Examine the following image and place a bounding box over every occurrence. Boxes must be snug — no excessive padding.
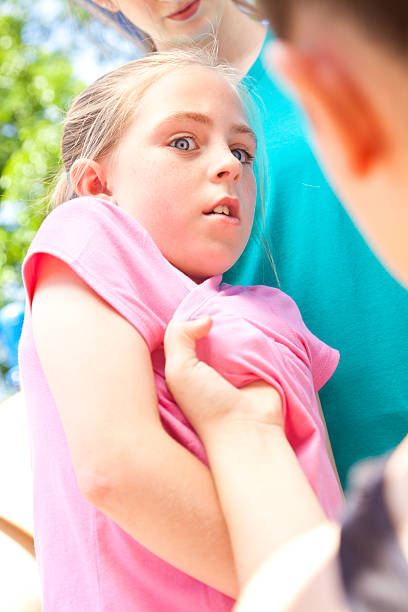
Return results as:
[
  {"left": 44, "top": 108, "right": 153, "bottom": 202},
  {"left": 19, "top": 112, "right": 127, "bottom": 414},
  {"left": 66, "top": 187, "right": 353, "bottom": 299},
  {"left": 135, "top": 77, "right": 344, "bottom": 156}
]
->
[{"left": 20, "top": 51, "right": 339, "bottom": 611}]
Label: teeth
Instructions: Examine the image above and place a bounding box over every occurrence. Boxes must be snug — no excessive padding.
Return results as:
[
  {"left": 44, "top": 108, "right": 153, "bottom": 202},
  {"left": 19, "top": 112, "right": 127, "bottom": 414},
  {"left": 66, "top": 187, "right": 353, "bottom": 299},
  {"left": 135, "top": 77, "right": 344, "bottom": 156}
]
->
[{"left": 213, "top": 205, "right": 230, "bottom": 215}]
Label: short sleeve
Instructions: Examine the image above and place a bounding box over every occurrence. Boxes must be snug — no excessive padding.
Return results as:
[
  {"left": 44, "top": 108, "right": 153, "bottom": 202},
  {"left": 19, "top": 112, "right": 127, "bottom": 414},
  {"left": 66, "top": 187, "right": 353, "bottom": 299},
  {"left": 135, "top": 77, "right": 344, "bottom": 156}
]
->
[
  {"left": 301, "top": 326, "right": 340, "bottom": 391},
  {"left": 172, "top": 279, "right": 343, "bottom": 518},
  {"left": 280, "top": 294, "right": 339, "bottom": 391},
  {"left": 22, "top": 197, "right": 194, "bottom": 351},
  {"left": 245, "top": 284, "right": 339, "bottom": 392},
  {"left": 173, "top": 279, "right": 339, "bottom": 392}
]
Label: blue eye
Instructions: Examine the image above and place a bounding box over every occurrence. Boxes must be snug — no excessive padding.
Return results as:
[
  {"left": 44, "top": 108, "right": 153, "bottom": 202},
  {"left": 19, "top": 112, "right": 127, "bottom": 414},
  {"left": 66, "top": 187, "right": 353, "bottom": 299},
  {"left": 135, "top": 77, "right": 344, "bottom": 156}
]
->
[
  {"left": 169, "top": 137, "right": 196, "bottom": 151},
  {"left": 231, "top": 148, "right": 253, "bottom": 164}
]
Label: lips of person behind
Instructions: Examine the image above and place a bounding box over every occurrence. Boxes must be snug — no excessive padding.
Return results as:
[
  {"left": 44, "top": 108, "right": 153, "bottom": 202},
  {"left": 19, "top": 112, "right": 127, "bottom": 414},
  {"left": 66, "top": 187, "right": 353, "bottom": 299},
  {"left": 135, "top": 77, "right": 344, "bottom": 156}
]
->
[{"left": 167, "top": 0, "right": 200, "bottom": 21}]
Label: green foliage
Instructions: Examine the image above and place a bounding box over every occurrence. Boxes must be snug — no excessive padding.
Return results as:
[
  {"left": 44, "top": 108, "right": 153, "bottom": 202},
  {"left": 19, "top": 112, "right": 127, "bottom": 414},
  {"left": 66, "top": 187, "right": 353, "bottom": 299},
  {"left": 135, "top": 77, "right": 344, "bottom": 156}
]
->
[
  {"left": 0, "top": 5, "right": 85, "bottom": 385},
  {"left": 0, "top": 8, "right": 84, "bottom": 310}
]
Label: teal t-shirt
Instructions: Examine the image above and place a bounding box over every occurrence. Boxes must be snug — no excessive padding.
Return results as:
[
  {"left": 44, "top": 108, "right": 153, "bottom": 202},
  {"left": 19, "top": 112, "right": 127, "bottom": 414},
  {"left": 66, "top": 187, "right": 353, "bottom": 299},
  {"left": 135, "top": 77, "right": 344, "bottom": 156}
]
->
[{"left": 224, "top": 32, "right": 408, "bottom": 487}]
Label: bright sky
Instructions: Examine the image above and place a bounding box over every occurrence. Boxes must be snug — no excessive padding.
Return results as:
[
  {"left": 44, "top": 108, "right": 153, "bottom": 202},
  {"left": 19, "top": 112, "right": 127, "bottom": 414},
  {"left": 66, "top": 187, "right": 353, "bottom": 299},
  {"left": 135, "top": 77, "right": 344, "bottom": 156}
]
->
[{"left": 24, "top": 0, "right": 138, "bottom": 83}]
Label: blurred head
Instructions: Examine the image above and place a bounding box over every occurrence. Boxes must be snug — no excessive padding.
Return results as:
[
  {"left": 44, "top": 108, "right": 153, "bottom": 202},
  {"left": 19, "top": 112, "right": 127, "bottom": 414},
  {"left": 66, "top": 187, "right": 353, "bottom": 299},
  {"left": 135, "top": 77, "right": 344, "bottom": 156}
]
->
[
  {"left": 262, "top": 0, "right": 408, "bottom": 285},
  {"left": 266, "top": 1, "right": 408, "bottom": 56},
  {"left": 52, "top": 51, "right": 257, "bottom": 282}
]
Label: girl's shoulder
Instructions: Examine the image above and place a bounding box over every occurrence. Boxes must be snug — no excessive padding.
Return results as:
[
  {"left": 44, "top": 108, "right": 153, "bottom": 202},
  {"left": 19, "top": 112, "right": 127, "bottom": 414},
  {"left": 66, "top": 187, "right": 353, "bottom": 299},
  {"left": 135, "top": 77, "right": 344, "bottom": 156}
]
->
[
  {"left": 26, "top": 196, "right": 185, "bottom": 274},
  {"left": 33, "top": 196, "right": 149, "bottom": 248},
  {"left": 23, "top": 197, "right": 195, "bottom": 350}
]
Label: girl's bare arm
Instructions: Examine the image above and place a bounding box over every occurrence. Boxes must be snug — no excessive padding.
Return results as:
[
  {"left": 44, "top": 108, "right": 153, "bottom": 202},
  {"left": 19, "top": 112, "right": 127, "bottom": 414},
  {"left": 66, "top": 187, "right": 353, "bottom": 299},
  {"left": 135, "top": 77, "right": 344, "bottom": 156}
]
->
[
  {"left": 316, "top": 394, "right": 343, "bottom": 495},
  {"left": 31, "top": 255, "right": 238, "bottom": 597},
  {"left": 164, "top": 318, "right": 327, "bottom": 587}
]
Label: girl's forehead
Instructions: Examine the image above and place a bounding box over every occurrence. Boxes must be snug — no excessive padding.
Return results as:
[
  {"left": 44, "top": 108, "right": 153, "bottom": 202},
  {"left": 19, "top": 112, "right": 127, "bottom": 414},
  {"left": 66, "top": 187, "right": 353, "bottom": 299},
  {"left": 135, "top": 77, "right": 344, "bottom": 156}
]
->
[
  {"left": 153, "top": 65, "right": 236, "bottom": 94},
  {"left": 138, "top": 66, "right": 246, "bottom": 121}
]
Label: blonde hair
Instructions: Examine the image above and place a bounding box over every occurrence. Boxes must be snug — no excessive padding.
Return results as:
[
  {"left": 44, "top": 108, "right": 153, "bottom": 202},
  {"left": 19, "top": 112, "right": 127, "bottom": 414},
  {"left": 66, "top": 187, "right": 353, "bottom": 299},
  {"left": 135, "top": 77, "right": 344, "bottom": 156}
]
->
[
  {"left": 51, "top": 50, "right": 248, "bottom": 207},
  {"left": 50, "top": 49, "right": 278, "bottom": 281}
]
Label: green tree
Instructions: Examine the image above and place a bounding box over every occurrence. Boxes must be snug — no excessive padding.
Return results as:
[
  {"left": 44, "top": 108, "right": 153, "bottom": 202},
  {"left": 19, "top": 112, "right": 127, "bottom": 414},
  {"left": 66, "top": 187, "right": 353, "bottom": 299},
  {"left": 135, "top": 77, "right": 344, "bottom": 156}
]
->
[{"left": 0, "top": 5, "right": 84, "bottom": 376}]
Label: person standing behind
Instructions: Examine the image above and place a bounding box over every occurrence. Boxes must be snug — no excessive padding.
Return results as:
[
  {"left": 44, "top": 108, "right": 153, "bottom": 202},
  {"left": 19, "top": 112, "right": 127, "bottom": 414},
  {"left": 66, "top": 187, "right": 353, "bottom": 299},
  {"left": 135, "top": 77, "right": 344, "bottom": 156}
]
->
[{"left": 76, "top": 0, "right": 408, "bottom": 486}]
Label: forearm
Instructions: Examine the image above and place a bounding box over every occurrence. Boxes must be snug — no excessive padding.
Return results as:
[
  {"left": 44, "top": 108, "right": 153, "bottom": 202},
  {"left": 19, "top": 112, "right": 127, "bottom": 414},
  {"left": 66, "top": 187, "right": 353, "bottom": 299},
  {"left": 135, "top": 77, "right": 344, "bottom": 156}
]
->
[
  {"left": 316, "top": 393, "right": 343, "bottom": 495},
  {"left": 164, "top": 321, "right": 327, "bottom": 588},
  {"left": 203, "top": 421, "right": 326, "bottom": 587},
  {"left": 235, "top": 523, "right": 348, "bottom": 612},
  {"left": 84, "top": 423, "right": 238, "bottom": 598}
]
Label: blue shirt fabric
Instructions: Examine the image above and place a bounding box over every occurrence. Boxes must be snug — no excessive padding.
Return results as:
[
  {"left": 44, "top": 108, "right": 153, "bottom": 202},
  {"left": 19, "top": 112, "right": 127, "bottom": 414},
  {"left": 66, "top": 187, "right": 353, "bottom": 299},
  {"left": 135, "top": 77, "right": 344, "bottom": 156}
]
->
[{"left": 224, "top": 32, "right": 408, "bottom": 486}]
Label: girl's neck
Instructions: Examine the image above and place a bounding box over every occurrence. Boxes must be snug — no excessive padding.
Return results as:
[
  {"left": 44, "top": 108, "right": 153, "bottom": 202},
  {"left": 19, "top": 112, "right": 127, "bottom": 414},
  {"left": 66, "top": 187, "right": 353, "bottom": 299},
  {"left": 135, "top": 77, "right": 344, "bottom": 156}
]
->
[{"left": 216, "top": 1, "right": 267, "bottom": 74}]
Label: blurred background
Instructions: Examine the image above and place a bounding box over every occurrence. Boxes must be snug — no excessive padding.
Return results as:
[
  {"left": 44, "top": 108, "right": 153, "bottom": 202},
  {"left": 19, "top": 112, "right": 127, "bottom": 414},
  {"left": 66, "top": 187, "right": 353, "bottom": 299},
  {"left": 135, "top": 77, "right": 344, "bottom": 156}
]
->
[
  {"left": 0, "top": 4, "right": 140, "bottom": 609},
  {"left": 0, "top": 0, "right": 137, "bottom": 400}
]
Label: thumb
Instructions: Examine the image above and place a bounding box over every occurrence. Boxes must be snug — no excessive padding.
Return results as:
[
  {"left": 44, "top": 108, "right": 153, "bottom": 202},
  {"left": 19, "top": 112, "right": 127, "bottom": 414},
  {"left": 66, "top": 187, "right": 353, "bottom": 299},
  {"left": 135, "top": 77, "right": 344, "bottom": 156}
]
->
[{"left": 164, "top": 316, "right": 212, "bottom": 367}]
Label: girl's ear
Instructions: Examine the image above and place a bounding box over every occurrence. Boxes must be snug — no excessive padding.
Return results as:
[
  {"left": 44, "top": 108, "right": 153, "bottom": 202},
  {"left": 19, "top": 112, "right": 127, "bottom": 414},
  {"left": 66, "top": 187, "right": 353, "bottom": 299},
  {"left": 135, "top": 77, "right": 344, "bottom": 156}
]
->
[
  {"left": 266, "top": 41, "right": 385, "bottom": 177},
  {"left": 70, "top": 159, "right": 117, "bottom": 204}
]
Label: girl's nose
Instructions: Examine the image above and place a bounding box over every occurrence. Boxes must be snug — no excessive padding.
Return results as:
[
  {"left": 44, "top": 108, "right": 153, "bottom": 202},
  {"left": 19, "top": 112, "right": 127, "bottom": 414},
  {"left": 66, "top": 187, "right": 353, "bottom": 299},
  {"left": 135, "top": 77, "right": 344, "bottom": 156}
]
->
[{"left": 212, "top": 148, "right": 243, "bottom": 184}]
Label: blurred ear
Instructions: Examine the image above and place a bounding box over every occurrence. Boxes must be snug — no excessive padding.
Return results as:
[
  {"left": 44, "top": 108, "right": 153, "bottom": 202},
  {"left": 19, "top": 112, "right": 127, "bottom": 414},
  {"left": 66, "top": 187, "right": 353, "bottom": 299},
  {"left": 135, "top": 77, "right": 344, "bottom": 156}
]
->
[
  {"left": 266, "top": 41, "right": 384, "bottom": 177},
  {"left": 70, "top": 159, "right": 116, "bottom": 204}
]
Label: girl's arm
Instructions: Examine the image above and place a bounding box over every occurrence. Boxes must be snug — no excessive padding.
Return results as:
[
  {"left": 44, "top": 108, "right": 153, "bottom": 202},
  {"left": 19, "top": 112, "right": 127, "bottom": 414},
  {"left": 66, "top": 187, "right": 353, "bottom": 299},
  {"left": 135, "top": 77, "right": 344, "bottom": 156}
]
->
[
  {"left": 316, "top": 393, "right": 343, "bottom": 494},
  {"left": 237, "top": 437, "right": 408, "bottom": 612},
  {"left": 235, "top": 522, "right": 348, "bottom": 612},
  {"left": 31, "top": 256, "right": 238, "bottom": 597},
  {"left": 164, "top": 318, "right": 327, "bottom": 587}
]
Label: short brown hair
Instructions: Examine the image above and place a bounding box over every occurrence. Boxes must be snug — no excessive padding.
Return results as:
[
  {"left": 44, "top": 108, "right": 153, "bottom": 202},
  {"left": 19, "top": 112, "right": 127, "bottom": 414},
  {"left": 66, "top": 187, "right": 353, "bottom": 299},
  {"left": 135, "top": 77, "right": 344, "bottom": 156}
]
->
[{"left": 264, "top": 0, "right": 408, "bottom": 55}]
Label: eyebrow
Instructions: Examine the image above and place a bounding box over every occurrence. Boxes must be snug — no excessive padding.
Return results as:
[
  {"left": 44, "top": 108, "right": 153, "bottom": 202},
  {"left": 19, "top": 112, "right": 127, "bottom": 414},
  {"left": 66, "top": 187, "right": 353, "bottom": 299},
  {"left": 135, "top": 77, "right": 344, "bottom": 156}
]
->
[{"left": 158, "top": 112, "right": 257, "bottom": 146}]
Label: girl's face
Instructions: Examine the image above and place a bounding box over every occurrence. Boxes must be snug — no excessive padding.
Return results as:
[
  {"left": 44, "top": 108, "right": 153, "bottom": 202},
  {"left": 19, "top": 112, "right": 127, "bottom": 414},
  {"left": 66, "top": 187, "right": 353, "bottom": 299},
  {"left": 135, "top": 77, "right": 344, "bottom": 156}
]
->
[
  {"left": 98, "top": 0, "right": 228, "bottom": 47},
  {"left": 104, "top": 67, "right": 257, "bottom": 282}
]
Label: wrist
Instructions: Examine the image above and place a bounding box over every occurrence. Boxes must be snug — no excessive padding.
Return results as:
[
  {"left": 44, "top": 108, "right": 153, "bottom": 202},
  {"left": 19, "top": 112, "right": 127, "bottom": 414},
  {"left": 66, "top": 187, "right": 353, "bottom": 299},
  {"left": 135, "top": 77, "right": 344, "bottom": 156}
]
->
[
  {"left": 201, "top": 415, "right": 285, "bottom": 456},
  {"left": 198, "top": 381, "right": 284, "bottom": 447}
]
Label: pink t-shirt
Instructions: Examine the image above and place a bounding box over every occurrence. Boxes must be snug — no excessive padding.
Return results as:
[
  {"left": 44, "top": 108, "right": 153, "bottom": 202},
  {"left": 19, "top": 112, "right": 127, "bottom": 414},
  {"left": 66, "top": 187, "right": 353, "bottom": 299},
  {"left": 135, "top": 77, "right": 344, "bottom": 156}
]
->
[
  {"left": 20, "top": 198, "right": 233, "bottom": 612},
  {"left": 173, "top": 280, "right": 342, "bottom": 518},
  {"left": 20, "top": 197, "right": 340, "bottom": 611}
]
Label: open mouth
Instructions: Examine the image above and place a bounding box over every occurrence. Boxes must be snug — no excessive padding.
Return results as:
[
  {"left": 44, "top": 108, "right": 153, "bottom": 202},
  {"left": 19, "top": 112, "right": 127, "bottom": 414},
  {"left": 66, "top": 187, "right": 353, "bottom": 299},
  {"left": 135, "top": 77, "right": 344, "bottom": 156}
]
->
[
  {"left": 207, "top": 204, "right": 232, "bottom": 216},
  {"left": 167, "top": 0, "right": 200, "bottom": 21},
  {"left": 204, "top": 197, "right": 240, "bottom": 220}
]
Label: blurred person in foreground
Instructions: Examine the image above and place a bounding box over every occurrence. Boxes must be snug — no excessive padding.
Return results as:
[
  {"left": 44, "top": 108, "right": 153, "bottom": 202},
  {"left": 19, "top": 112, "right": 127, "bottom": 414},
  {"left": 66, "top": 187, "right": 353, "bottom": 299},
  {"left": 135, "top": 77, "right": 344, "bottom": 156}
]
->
[{"left": 165, "top": 1, "right": 408, "bottom": 610}]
